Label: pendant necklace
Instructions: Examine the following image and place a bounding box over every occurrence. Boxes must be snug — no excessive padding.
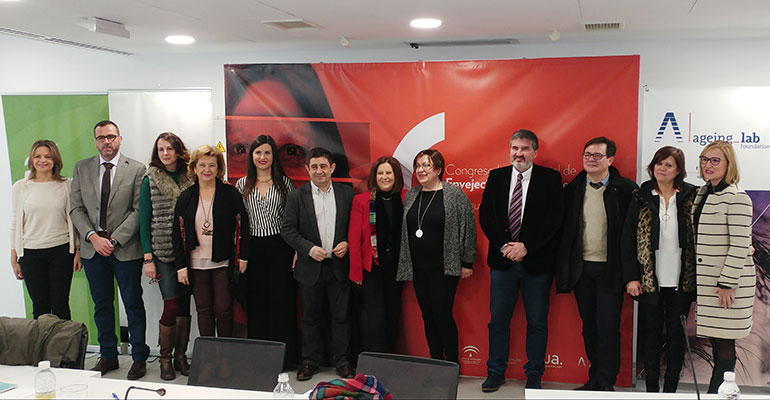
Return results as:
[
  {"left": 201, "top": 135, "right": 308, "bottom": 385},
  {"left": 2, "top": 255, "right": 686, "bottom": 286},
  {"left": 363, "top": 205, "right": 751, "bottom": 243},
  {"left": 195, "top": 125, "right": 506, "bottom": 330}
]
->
[
  {"left": 200, "top": 193, "right": 214, "bottom": 236},
  {"left": 415, "top": 189, "right": 438, "bottom": 238}
]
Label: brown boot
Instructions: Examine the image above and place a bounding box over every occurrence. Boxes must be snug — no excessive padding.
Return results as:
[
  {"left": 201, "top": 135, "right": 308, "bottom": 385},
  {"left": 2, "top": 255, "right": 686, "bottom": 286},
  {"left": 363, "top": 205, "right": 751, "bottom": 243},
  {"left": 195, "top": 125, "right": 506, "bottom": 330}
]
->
[
  {"left": 174, "top": 316, "right": 192, "bottom": 376},
  {"left": 158, "top": 323, "right": 176, "bottom": 381}
]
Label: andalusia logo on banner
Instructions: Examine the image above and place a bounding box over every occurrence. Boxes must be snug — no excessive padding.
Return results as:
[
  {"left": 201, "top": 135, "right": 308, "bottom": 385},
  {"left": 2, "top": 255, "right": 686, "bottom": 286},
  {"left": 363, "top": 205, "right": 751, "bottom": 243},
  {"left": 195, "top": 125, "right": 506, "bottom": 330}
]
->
[
  {"left": 460, "top": 345, "right": 482, "bottom": 365},
  {"left": 654, "top": 111, "right": 767, "bottom": 149}
]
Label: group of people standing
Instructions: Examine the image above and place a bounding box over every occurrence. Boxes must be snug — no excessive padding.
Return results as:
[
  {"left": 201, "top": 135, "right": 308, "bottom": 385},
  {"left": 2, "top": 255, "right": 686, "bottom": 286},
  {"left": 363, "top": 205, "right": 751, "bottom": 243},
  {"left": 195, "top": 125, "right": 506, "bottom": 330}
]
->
[
  {"left": 479, "top": 131, "right": 754, "bottom": 395},
  {"left": 10, "top": 121, "right": 755, "bottom": 393},
  {"left": 8, "top": 119, "right": 478, "bottom": 384}
]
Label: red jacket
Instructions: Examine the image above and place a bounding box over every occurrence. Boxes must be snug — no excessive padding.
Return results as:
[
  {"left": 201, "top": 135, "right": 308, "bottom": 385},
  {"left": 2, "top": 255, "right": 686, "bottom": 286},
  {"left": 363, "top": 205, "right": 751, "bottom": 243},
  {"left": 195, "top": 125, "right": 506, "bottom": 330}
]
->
[{"left": 348, "top": 189, "right": 406, "bottom": 282}]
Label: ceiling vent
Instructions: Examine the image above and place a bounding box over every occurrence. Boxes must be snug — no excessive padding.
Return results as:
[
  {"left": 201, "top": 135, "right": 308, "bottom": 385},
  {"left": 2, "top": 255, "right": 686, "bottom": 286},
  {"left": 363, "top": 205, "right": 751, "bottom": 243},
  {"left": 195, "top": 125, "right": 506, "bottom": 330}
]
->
[
  {"left": 78, "top": 17, "right": 130, "bottom": 39},
  {"left": 0, "top": 27, "right": 133, "bottom": 55},
  {"left": 407, "top": 38, "right": 519, "bottom": 49},
  {"left": 582, "top": 22, "right": 624, "bottom": 31},
  {"left": 262, "top": 19, "right": 319, "bottom": 30}
]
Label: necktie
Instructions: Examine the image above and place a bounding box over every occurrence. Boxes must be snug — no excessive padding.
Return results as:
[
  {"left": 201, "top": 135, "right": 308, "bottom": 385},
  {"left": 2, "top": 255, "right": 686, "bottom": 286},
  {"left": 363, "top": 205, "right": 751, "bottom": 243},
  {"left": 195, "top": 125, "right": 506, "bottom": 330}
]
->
[
  {"left": 508, "top": 173, "right": 523, "bottom": 241},
  {"left": 589, "top": 181, "right": 603, "bottom": 190},
  {"left": 100, "top": 162, "right": 114, "bottom": 230}
]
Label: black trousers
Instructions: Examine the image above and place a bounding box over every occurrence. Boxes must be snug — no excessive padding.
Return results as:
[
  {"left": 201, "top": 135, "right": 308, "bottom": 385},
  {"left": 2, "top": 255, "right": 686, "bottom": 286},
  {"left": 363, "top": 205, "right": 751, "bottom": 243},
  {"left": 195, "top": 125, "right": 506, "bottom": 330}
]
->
[
  {"left": 362, "top": 260, "right": 403, "bottom": 353},
  {"left": 412, "top": 267, "right": 460, "bottom": 362},
  {"left": 298, "top": 260, "right": 351, "bottom": 368},
  {"left": 19, "top": 244, "right": 74, "bottom": 320},
  {"left": 640, "top": 287, "right": 692, "bottom": 392},
  {"left": 246, "top": 234, "right": 298, "bottom": 367},
  {"left": 573, "top": 261, "right": 623, "bottom": 387}
]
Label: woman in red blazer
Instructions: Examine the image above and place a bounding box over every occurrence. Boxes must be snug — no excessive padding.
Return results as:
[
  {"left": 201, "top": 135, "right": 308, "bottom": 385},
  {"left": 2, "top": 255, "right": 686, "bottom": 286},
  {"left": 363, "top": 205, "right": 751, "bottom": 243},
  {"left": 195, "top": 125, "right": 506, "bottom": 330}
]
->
[{"left": 349, "top": 156, "right": 407, "bottom": 353}]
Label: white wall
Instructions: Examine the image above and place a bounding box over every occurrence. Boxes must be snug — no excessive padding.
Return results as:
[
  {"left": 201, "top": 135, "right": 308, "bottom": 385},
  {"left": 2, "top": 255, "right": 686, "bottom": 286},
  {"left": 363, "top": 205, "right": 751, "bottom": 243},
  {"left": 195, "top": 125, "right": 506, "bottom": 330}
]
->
[{"left": 3, "top": 34, "right": 770, "bottom": 317}]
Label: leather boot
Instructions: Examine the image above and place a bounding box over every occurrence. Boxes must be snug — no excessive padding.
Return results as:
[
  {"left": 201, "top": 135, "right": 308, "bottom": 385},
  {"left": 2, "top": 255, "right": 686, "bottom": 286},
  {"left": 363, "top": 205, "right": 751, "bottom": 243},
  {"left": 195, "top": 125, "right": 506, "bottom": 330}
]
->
[
  {"left": 174, "top": 316, "right": 192, "bottom": 376},
  {"left": 707, "top": 357, "right": 736, "bottom": 394},
  {"left": 158, "top": 323, "right": 176, "bottom": 380}
]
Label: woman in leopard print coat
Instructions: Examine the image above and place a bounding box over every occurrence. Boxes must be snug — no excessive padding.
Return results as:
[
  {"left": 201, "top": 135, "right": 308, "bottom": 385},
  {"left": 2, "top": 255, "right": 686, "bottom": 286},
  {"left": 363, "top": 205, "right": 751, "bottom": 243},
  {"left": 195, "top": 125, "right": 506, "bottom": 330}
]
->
[{"left": 620, "top": 146, "right": 696, "bottom": 393}]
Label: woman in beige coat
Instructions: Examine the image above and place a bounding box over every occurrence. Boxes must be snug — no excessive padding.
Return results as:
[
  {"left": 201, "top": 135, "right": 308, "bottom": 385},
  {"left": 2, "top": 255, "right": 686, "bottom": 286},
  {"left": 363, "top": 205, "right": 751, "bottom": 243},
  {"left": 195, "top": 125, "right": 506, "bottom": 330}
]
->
[{"left": 692, "top": 140, "right": 754, "bottom": 393}]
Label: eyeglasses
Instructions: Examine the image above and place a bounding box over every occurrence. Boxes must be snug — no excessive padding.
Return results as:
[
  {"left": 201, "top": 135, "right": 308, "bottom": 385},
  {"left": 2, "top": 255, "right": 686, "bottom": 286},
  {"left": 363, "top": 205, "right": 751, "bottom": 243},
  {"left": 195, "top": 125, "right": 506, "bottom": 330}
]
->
[
  {"left": 699, "top": 156, "right": 722, "bottom": 166},
  {"left": 414, "top": 163, "right": 433, "bottom": 171},
  {"left": 95, "top": 134, "right": 119, "bottom": 143},
  {"left": 583, "top": 152, "right": 608, "bottom": 161}
]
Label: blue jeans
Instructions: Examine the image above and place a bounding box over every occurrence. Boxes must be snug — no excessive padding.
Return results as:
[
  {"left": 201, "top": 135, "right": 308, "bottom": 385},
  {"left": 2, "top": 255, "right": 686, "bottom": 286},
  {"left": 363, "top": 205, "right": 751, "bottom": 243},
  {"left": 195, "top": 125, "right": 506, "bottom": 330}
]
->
[
  {"left": 83, "top": 254, "right": 149, "bottom": 361},
  {"left": 487, "top": 263, "right": 551, "bottom": 377}
]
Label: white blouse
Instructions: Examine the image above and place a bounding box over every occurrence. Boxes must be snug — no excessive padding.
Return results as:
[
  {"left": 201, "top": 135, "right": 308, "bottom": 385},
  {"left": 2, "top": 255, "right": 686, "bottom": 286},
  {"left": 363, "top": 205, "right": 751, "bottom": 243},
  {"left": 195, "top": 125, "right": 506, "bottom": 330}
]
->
[{"left": 653, "top": 189, "right": 681, "bottom": 288}]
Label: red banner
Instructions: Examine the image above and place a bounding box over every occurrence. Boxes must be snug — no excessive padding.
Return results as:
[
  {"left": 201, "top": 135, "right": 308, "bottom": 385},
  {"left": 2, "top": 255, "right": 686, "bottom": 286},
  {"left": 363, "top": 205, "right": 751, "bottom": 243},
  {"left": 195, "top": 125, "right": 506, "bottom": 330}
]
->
[{"left": 224, "top": 56, "right": 640, "bottom": 385}]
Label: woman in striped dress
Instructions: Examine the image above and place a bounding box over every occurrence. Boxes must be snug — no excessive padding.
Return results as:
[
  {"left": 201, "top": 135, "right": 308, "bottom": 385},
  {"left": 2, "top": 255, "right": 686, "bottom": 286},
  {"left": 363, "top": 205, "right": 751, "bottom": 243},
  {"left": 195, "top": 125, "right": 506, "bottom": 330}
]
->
[
  {"left": 692, "top": 140, "right": 755, "bottom": 393},
  {"left": 235, "top": 135, "right": 297, "bottom": 369}
]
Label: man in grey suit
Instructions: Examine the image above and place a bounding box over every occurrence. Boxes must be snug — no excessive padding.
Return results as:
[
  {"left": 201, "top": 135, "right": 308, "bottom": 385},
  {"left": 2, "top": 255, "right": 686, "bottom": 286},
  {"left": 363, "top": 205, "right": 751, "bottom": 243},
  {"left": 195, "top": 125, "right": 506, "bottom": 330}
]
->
[
  {"left": 281, "top": 147, "right": 355, "bottom": 381},
  {"left": 70, "top": 120, "right": 149, "bottom": 380}
]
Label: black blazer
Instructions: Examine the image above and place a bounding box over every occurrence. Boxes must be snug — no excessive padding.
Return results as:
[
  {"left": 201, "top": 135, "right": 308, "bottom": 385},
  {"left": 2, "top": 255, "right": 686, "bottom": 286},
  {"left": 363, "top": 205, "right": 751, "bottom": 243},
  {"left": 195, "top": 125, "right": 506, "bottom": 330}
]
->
[
  {"left": 281, "top": 181, "right": 355, "bottom": 286},
  {"left": 479, "top": 164, "right": 564, "bottom": 275},
  {"left": 555, "top": 166, "right": 637, "bottom": 293},
  {"left": 172, "top": 179, "right": 250, "bottom": 272}
]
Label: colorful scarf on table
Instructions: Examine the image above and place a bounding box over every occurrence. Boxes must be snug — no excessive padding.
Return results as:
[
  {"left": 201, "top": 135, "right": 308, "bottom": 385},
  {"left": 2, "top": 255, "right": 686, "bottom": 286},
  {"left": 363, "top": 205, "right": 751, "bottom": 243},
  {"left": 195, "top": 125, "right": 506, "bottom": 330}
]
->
[
  {"left": 368, "top": 191, "right": 379, "bottom": 266},
  {"left": 310, "top": 373, "right": 392, "bottom": 400}
]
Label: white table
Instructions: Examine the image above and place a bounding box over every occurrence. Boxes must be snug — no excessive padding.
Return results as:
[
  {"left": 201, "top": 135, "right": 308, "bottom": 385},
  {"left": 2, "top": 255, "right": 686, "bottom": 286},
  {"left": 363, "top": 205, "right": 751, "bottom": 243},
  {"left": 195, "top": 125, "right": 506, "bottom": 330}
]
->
[
  {"left": 525, "top": 388, "right": 770, "bottom": 399},
  {"left": 85, "top": 376, "right": 308, "bottom": 399},
  {"left": 0, "top": 365, "right": 308, "bottom": 399},
  {"left": 0, "top": 365, "right": 100, "bottom": 398}
]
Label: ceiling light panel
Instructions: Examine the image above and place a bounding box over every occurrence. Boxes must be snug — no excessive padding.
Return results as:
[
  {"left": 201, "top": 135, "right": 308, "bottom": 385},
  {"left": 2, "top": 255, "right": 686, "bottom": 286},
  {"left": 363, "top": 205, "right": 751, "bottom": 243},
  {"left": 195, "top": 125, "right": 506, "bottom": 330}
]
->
[{"left": 410, "top": 18, "right": 442, "bottom": 29}]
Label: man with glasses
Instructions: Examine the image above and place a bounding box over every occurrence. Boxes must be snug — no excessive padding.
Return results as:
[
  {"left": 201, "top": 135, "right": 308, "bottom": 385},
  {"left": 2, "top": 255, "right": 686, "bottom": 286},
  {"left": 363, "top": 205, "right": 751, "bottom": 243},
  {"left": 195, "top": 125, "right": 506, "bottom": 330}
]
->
[
  {"left": 70, "top": 120, "right": 149, "bottom": 380},
  {"left": 555, "top": 136, "right": 636, "bottom": 391},
  {"left": 479, "top": 129, "right": 563, "bottom": 392}
]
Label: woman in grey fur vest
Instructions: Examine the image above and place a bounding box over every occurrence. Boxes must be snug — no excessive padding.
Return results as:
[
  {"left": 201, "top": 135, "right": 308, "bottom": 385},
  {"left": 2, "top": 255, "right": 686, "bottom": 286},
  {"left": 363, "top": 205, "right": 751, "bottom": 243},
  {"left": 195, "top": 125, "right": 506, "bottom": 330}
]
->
[
  {"left": 139, "top": 132, "right": 193, "bottom": 380},
  {"left": 397, "top": 149, "right": 476, "bottom": 362}
]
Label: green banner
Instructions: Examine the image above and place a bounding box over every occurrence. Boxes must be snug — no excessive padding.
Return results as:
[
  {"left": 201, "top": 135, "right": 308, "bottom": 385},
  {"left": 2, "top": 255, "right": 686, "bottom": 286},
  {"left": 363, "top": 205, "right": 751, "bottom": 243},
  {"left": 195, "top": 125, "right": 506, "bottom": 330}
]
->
[{"left": 3, "top": 94, "right": 117, "bottom": 346}]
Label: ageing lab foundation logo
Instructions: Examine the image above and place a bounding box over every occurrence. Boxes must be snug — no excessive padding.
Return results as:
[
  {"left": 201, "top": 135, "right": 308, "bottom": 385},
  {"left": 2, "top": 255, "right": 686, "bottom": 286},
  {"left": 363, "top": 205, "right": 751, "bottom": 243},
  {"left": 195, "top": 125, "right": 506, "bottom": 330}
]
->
[
  {"left": 460, "top": 345, "right": 482, "bottom": 365},
  {"left": 655, "top": 111, "right": 768, "bottom": 149}
]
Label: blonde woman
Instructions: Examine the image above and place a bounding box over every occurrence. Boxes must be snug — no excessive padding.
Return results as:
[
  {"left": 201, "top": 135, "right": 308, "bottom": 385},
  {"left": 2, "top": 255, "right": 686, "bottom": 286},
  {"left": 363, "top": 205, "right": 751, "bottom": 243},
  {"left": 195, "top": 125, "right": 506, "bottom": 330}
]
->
[
  {"left": 10, "top": 140, "right": 81, "bottom": 319},
  {"left": 172, "top": 145, "right": 249, "bottom": 337},
  {"left": 692, "top": 140, "right": 755, "bottom": 393}
]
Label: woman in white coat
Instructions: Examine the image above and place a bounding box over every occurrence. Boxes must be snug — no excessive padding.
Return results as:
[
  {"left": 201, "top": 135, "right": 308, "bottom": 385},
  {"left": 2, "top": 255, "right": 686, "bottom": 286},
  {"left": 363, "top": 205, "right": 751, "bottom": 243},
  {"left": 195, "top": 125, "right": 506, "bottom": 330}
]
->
[{"left": 691, "top": 140, "right": 755, "bottom": 393}]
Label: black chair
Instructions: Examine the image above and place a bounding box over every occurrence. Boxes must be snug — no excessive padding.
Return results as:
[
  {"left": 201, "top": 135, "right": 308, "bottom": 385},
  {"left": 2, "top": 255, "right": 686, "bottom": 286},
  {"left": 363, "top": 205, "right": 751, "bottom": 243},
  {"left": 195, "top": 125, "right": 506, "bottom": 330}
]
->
[
  {"left": 188, "top": 337, "right": 285, "bottom": 391},
  {"left": 356, "top": 352, "right": 460, "bottom": 399}
]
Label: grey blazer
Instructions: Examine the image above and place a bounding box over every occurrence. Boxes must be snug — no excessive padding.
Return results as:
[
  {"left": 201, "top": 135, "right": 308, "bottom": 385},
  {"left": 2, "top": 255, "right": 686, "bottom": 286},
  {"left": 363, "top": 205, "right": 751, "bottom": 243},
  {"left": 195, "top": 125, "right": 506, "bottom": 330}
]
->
[
  {"left": 70, "top": 154, "right": 146, "bottom": 261},
  {"left": 281, "top": 181, "right": 355, "bottom": 286},
  {"left": 397, "top": 182, "right": 477, "bottom": 281}
]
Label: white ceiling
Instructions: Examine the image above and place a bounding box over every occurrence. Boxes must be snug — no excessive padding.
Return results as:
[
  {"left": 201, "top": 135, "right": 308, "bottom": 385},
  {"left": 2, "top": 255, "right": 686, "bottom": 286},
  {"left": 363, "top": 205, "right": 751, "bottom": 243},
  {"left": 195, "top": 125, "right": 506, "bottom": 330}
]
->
[{"left": 2, "top": 0, "right": 770, "bottom": 55}]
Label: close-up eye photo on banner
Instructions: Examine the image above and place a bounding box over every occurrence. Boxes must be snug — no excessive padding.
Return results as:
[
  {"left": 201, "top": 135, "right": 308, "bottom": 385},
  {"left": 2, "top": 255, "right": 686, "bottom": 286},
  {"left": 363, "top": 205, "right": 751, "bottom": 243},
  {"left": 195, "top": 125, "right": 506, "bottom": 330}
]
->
[{"left": 224, "top": 64, "right": 370, "bottom": 191}]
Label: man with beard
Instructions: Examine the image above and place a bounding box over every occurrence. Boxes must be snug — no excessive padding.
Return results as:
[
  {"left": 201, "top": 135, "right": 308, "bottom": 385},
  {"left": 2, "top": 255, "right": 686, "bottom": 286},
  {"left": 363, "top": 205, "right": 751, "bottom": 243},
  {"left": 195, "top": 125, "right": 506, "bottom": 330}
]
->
[
  {"left": 70, "top": 120, "right": 149, "bottom": 380},
  {"left": 479, "top": 129, "right": 563, "bottom": 391}
]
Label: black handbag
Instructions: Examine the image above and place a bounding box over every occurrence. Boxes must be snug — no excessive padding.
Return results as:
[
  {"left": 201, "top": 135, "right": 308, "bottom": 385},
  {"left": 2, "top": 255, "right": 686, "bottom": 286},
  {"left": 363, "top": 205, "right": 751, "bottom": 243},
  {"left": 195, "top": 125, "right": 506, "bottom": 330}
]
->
[{"left": 228, "top": 214, "right": 248, "bottom": 309}]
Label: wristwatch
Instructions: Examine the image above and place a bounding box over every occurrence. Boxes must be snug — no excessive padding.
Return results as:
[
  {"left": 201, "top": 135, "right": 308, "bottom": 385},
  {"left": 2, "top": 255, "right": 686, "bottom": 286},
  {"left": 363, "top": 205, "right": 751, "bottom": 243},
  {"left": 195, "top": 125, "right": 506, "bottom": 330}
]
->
[{"left": 109, "top": 238, "right": 118, "bottom": 247}]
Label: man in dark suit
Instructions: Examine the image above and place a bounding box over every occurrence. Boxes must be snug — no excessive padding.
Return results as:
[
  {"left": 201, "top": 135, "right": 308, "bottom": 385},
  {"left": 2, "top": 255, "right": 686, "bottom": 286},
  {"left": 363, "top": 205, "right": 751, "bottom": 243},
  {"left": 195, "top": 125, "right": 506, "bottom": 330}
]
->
[
  {"left": 479, "top": 129, "right": 563, "bottom": 392},
  {"left": 70, "top": 120, "right": 149, "bottom": 380},
  {"left": 281, "top": 147, "right": 355, "bottom": 381},
  {"left": 555, "top": 136, "right": 637, "bottom": 391}
]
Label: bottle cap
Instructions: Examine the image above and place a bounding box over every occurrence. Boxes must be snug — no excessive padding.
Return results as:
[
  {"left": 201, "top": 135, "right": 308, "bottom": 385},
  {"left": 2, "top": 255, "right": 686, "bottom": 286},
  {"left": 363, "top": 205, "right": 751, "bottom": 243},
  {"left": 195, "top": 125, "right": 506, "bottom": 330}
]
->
[
  {"left": 723, "top": 371, "right": 736, "bottom": 381},
  {"left": 38, "top": 360, "right": 50, "bottom": 369},
  {"left": 278, "top": 372, "right": 289, "bottom": 382}
]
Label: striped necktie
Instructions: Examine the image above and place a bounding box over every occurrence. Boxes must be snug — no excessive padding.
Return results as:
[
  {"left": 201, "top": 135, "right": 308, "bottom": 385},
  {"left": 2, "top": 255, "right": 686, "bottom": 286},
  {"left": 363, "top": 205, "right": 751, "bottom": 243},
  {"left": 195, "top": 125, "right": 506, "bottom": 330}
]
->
[{"left": 508, "top": 173, "right": 523, "bottom": 241}]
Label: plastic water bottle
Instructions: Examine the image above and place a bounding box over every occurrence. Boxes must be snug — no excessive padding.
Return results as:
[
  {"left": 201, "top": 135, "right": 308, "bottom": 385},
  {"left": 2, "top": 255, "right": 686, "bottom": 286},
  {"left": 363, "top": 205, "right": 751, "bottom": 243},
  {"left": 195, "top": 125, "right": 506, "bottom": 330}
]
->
[
  {"left": 718, "top": 371, "right": 741, "bottom": 400},
  {"left": 34, "top": 360, "right": 56, "bottom": 400},
  {"left": 273, "top": 372, "right": 294, "bottom": 399}
]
